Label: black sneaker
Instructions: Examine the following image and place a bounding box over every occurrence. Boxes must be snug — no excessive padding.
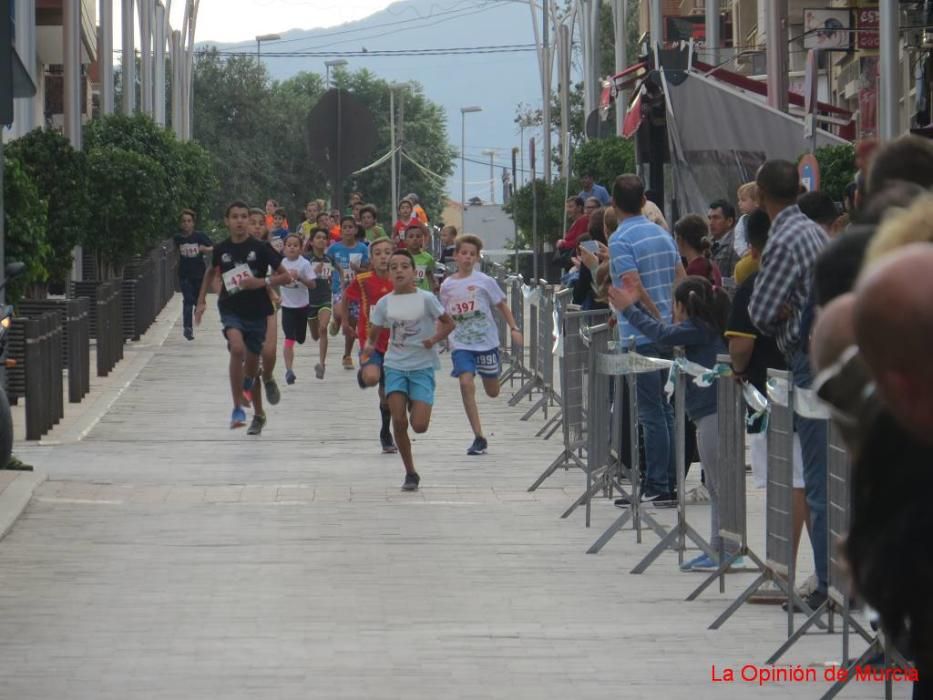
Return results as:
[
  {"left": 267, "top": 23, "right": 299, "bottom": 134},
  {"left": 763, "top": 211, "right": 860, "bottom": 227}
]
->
[
  {"left": 402, "top": 472, "right": 420, "bottom": 491},
  {"left": 654, "top": 492, "right": 678, "bottom": 508},
  {"left": 782, "top": 588, "right": 828, "bottom": 613},
  {"left": 246, "top": 414, "right": 266, "bottom": 435},
  {"left": 614, "top": 491, "right": 664, "bottom": 508},
  {"left": 381, "top": 432, "right": 398, "bottom": 454},
  {"left": 264, "top": 379, "right": 281, "bottom": 405},
  {"left": 467, "top": 436, "right": 488, "bottom": 455},
  {"left": 183, "top": 327, "right": 194, "bottom": 341}
]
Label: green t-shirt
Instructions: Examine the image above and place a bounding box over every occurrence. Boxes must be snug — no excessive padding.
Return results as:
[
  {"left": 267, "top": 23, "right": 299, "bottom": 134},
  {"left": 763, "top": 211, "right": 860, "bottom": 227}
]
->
[
  {"left": 412, "top": 250, "right": 435, "bottom": 292},
  {"left": 364, "top": 225, "right": 387, "bottom": 243}
]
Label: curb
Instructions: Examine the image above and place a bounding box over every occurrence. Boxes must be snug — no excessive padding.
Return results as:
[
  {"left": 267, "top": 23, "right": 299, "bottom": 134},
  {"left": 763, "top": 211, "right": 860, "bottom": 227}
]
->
[{"left": 0, "top": 470, "right": 46, "bottom": 540}]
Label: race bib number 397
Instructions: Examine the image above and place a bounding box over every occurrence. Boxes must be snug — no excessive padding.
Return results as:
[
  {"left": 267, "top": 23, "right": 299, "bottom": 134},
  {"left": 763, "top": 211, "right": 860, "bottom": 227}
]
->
[{"left": 222, "top": 264, "right": 253, "bottom": 294}]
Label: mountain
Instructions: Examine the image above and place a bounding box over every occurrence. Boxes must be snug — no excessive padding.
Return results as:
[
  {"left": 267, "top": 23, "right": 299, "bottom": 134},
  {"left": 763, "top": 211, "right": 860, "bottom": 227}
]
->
[{"left": 201, "top": 0, "right": 547, "bottom": 203}]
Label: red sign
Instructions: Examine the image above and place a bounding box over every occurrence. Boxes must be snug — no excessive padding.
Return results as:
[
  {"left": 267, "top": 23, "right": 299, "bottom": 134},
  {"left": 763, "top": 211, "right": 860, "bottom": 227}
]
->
[{"left": 856, "top": 8, "right": 880, "bottom": 50}]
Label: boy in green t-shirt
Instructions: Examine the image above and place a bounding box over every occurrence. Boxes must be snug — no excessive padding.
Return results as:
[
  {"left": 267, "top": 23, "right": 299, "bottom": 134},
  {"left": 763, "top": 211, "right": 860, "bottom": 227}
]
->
[
  {"left": 404, "top": 224, "right": 436, "bottom": 293},
  {"left": 360, "top": 204, "right": 387, "bottom": 242}
]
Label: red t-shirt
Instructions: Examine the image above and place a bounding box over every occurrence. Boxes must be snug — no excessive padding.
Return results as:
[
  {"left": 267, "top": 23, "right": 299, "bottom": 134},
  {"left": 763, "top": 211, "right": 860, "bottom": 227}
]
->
[
  {"left": 343, "top": 271, "right": 392, "bottom": 352},
  {"left": 557, "top": 214, "right": 590, "bottom": 250},
  {"left": 685, "top": 256, "right": 723, "bottom": 288},
  {"left": 392, "top": 219, "right": 411, "bottom": 249}
]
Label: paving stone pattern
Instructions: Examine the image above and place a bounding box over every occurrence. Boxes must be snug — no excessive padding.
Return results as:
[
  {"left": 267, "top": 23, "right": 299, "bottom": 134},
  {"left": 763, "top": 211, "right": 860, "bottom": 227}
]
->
[{"left": 0, "top": 300, "right": 901, "bottom": 699}]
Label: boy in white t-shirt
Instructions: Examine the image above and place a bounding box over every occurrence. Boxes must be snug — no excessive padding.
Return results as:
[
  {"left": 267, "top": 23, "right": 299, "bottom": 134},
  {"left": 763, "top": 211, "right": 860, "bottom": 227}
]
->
[
  {"left": 439, "top": 234, "right": 523, "bottom": 455},
  {"left": 367, "top": 249, "right": 455, "bottom": 490},
  {"left": 279, "top": 234, "right": 316, "bottom": 385}
]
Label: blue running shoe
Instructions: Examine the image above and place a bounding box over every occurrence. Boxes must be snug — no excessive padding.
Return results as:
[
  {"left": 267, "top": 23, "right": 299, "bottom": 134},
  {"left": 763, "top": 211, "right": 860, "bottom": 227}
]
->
[
  {"left": 680, "top": 554, "right": 710, "bottom": 572},
  {"left": 230, "top": 406, "right": 247, "bottom": 429},
  {"left": 688, "top": 554, "right": 719, "bottom": 572}
]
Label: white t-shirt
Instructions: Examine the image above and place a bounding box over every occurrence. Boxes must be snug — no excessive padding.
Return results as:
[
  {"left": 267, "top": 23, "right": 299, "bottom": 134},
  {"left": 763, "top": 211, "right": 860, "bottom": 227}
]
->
[
  {"left": 279, "top": 256, "right": 315, "bottom": 308},
  {"left": 439, "top": 270, "right": 506, "bottom": 352},
  {"left": 369, "top": 289, "right": 445, "bottom": 371}
]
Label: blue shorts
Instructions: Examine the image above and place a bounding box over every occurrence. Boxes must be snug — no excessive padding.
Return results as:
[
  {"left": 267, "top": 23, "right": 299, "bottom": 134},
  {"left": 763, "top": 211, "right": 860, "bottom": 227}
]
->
[
  {"left": 384, "top": 367, "right": 436, "bottom": 405},
  {"left": 451, "top": 348, "right": 500, "bottom": 378},
  {"left": 220, "top": 312, "right": 267, "bottom": 356}
]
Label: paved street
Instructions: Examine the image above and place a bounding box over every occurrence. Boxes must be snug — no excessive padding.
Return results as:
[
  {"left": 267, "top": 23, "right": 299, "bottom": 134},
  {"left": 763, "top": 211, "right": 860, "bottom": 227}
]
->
[{"left": 0, "top": 298, "right": 905, "bottom": 699}]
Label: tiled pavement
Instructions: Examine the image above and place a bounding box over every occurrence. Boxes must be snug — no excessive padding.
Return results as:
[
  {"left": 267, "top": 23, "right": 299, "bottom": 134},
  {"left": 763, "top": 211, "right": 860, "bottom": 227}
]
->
[{"left": 0, "top": 297, "right": 904, "bottom": 699}]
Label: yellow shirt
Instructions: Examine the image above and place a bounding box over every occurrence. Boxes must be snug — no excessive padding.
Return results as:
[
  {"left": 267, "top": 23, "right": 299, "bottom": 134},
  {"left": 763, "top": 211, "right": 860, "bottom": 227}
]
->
[{"left": 733, "top": 254, "right": 759, "bottom": 285}]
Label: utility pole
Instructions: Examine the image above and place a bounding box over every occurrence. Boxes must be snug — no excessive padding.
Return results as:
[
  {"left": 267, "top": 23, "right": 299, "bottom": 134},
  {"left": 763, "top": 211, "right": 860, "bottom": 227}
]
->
[
  {"left": 139, "top": 0, "right": 152, "bottom": 115},
  {"left": 765, "top": 1, "right": 788, "bottom": 112},
  {"left": 63, "top": 0, "right": 81, "bottom": 148},
  {"left": 879, "top": 0, "right": 899, "bottom": 140},
  {"left": 171, "top": 28, "right": 182, "bottom": 136},
  {"left": 121, "top": 0, "right": 135, "bottom": 113},
  {"left": 99, "top": 0, "right": 114, "bottom": 114},
  {"left": 154, "top": 1, "right": 166, "bottom": 125},
  {"left": 389, "top": 89, "right": 397, "bottom": 213},
  {"left": 482, "top": 149, "right": 496, "bottom": 204},
  {"left": 397, "top": 91, "right": 405, "bottom": 201},
  {"left": 705, "top": 0, "right": 719, "bottom": 67},
  {"left": 558, "top": 23, "right": 570, "bottom": 180},
  {"left": 611, "top": 0, "right": 627, "bottom": 136},
  {"left": 542, "top": 0, "right": 552, "bottom": 184},
  {"left": 650, "top": 0, "right": 662, "bottom": 51}
]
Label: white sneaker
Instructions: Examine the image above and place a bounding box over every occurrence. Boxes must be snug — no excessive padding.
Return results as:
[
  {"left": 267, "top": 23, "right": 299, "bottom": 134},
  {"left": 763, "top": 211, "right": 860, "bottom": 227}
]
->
[
  {"left": 748, "top": 579, "right": 785, "bottom": 604},
  {"left": 685, "top": 484, "right": 710, "bottom": 504},
  {"left": 795, "top": 573, "right": 818, "bottom": 598}
]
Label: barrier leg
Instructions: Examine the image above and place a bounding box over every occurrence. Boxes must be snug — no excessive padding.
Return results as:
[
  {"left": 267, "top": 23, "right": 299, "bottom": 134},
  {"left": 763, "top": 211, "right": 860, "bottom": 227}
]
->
[
  {"left": 528, "top": 448, "right": 586, "bottom": 493},
  {"left": 520, "top": 392, "right": 548, "bottom": 421},
  {"left": 820, "top": 640, "right": 881, "bottom": 700},
  {"left": 631, "top": 520, "right": 715, "bottom": 574},
  {"left": 766, "top": 600, "right": 830, "bottom": 664}
]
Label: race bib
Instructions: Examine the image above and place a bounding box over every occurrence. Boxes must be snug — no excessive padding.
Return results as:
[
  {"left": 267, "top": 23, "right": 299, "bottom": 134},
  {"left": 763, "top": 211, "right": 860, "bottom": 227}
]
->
[
  {"left": 447, "top": 290, "right": 477, "bottom": 316},
  {"left": 179, "top": 242, "right": 200, "bottom": 258},
  {"left": 416, "top": 265, "right": 427, "bottom": 280},
  {"left": 270, "top": 238, "right": 284, "bottom": 253},
  {"left": 317, "top": 262, "right": 332, "bottom": 279},
  {"left": 222, "top": 264, "right": 253, "bottom": 294}
]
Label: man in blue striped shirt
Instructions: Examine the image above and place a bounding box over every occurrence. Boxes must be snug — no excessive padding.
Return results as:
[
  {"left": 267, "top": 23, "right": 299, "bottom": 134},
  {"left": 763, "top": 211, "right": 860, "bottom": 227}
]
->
[{"left": 609, "top": 174, "right": 685, "bottom": 504}]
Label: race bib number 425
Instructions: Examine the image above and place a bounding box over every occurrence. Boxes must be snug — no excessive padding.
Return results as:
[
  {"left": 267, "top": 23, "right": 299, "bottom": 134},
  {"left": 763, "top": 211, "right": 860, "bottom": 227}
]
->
[{"left": 222, "top": 264, "right": 253, "bottom": 294}]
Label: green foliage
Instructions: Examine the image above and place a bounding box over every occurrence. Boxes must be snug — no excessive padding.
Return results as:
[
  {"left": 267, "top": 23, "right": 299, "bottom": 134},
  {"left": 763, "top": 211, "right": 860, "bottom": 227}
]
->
[
  {"left": 812, "top": 144, "right": 856, "bottom": 202},
  {"left": 172, "top": 139, "right": 219, "bottom": 224},
  {"left": 84, "top": 147, "right": 170, "bottom": 271},
  {"left": 2, "top": 153, "right": 51, "bottom": 302},
  {"left": 573, "top": 137, "right": 634, "bottom": 188},
  {"left": 5, "top": 129, "right": 89, "bottom": 286},
  {"left": 192, "top": 49, "right": 455, "bottom": 227},
  {"left": 505, "top": 177, "right": 571, "bottom": 248}
]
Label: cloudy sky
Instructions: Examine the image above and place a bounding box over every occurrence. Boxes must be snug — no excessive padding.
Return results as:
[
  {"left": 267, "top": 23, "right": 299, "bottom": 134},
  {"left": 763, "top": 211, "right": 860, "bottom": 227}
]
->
[{"left": 113, "top": 0, "right": 397, "bottom": 44}]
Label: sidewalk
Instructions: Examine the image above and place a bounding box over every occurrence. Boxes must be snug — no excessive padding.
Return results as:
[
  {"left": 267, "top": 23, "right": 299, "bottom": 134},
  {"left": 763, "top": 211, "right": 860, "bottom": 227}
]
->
[{"left": 0, "top": 298, "right": 904, "bottom": 699}]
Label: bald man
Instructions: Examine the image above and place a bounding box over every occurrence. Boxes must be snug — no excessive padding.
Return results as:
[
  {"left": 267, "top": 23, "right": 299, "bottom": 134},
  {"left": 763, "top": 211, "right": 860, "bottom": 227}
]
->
[{"left": 854, "top": 243, "right": 933, "bottom": 446}]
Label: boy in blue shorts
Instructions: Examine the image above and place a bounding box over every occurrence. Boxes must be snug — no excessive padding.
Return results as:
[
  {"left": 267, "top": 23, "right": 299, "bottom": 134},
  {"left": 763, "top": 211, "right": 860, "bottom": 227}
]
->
[
  {"left": 367, "top": 249, "right": 455, "bottom": 490},
  {"left": 327, "top": 216, "right": 370, "bottom": 369},
  {"left": 439, "top": 234, "right": 522, "bottom": 455},
  {"left": 195, "top": 201, "right": 290, "bottom": 433}
]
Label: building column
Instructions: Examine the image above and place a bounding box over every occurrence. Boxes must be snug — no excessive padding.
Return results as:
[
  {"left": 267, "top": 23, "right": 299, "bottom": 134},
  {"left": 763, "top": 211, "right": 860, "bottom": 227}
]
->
[
  {"left": 121, "top": 0, "right": 135, "bottom": 113},
  {"left": 705, "top": 0, "right": 719, "bottom": 67},
  {"left": 99, "top": 0, "right": 114, "bottom": 114},
  {"left": 63, "top": 0, "right": 81, "bottom": 148},
  {"left": 153, "top": 1, "right": 165, "bottom": 125},
  {"left": 878, "top": 0, "right": 900, "bottom": 140},
  {"left": 765, "top": 1, "right": 788, "bottom": 112}
]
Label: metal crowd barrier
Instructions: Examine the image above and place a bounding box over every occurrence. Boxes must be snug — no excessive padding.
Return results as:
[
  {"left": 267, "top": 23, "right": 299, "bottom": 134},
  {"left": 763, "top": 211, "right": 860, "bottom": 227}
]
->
[
  {"left": 583, "top": 342, "right": 672, "bottom": 555},
  {"left": 23, "top": 312, "right": 64, "bottom": 440},
  {"left": 509, "top": 282, "right": 558, "bottom": 423},
  {"left": 631, "top": 359, "right": 715, "bottom": 574},
  {"left": 500, "top": 276, "right": 529, "bottom": 386},
  {"left": 527, "top": 307, "right": 610, "bottom": 492},
  {"left": 686, "top": 358, "right": 766, "bottom": 599}
]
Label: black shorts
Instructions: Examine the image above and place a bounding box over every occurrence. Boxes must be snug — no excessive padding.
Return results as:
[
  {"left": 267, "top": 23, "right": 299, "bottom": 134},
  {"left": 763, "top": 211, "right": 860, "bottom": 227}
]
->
[
  {"left": 281, "top": 306, "right": 308, "bottom": 343},
  {"left": 307, "top": 302, "right": 332, "bottom": 321}
]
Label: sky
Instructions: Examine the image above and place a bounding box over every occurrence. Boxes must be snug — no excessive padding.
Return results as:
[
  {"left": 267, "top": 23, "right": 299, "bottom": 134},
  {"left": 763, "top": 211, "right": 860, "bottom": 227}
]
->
[{"left": 112, "top": 0, "right": 398, "bottom": 45}]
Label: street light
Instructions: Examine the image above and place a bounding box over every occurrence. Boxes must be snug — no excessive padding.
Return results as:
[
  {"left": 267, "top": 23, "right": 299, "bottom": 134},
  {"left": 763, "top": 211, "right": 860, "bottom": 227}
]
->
[
  {"left": 460, "top": 106, "right": 482, "bottom": 217},
  {"left": 255, "top": 33, "right": 281, "bottom": 62},
  {"left": 325, "top": 58, "right": 348, "bottom": 88}
]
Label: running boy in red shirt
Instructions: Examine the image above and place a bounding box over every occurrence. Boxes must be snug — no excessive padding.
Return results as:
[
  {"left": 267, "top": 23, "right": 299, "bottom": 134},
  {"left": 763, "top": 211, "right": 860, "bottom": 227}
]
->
[{"left": 339, "top": 237, "right": 397, "bottom": 452}]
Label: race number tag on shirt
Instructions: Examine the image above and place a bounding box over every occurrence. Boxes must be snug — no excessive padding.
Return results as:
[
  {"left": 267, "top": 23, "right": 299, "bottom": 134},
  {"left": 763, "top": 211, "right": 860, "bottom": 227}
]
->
[
  {"left": 222, "top": 264, "right": 253, "bottom": 294},
  {"left": 179, "top": 242, "right": 200, "bottom": 258},
  {"left": 416, "top": 265, "right": 427, "bottom": 281},
  {"left": 447, "top": 289, "right": 476, "bottom": 316}
]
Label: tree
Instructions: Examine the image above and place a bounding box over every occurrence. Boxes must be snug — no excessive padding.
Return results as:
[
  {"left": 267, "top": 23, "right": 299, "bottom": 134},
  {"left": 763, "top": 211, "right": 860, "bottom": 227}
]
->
[
  {"left": 573, "top": 136, "right": 634, "bottom": 187},
  {"left": 84, "top": 147, "right": 170, "bottom": 274},
  {"left": 5, "top": 129, "right": 89, "bottom": 287},
  {"left": 812, "top": 144, "right": 856, "bottom": 202},
  {"left": 2, "top": 153, "right": 51, "bottom": 302},
  {"left": 505, "top": 177, "right": 571, "bottom": 249}
]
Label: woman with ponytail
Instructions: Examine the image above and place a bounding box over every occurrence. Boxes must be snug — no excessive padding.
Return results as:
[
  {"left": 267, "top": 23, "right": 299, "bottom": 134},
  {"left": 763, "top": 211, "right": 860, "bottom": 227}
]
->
[
  {"left": 608, "top": 275, "right": 734, "bottom": 571},
  {"left": 675, "top": 214, "right": 723, "bottom": 289}
]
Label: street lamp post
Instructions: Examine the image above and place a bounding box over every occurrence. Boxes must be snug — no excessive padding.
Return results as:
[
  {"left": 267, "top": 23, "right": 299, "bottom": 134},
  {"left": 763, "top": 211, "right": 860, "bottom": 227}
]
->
[
  {"left": 460, "top": 106, "right": 482, "bottom": 222},
  {"left": 324, "top": 58, "right": 348, "bottom": 88},
  {"left": 255, "top": 33, "right": 281, "bottom": 62}
]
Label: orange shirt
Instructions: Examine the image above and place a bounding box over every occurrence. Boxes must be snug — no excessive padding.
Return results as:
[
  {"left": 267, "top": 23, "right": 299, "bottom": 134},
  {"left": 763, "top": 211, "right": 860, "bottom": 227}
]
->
[
  {"left": 343, "top": 270, "right": 392, "bottom": 352},
  {"left": 265, "top": 214, "right": 288, "bottom": 231},
  {"left": 330, "top": 225, "right": 342, "bottom": 242}
]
